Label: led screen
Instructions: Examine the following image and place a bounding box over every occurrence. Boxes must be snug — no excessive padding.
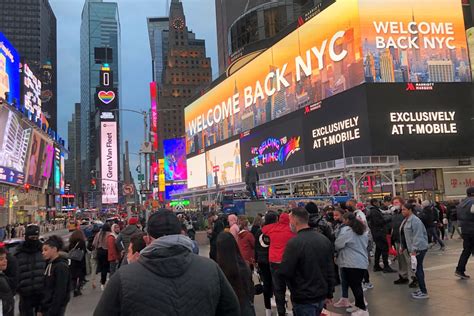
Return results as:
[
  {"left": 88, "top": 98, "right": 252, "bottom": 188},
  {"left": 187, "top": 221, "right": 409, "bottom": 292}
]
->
[
  {"left": 187, "top": 154, "right": 206, "bottom": 189},
  {"left": 206, "top": 140, "right": 242, "bottom": 188},
  {"left": 26, "top": 131, "right": 51, "bottom": 187},
  {"left": 0, "top": 32, "right": 20, "bottom": 104},
  {"left": 60, "top": 152, "right": 65, "bottom": 194},
  {"left": 42, "top": 143, "right": 54, "bottom": 179},
  {"left": 21, "top": 63, "right": 42, "bottom": 120},
  {"left": 165, "top": 184, "right": 187, "bottom": 200},
  {"left": 101, "top": 121, "right": 118, "bottom": 204},
  {"left": 54, "top": 146, "right": 60, "bottom": 192},
  {"left": 0, "top": 106, "right": 31, "bottom": 185},
  {"left": 163, "top": 138, "right": 187, "bottom": 181}
]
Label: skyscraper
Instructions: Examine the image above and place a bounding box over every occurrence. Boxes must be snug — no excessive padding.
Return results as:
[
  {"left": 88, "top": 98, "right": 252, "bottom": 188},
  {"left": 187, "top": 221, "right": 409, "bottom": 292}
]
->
[
  {"left": 428, "top": 60, "right": 455, "bottom": 82},
  {"left": 80, "top": 0, "right": 120, "bottom": 203},
  {"left": 148, "top": 0, "right": 212, "bottom": 156},
  {"left": 380, "top": 49, "right": 395, "bottom": 83},
  {"left": 65, "top": 103, "right": 81, "bottom": 202},
  {"left": 0, "top": 0, "right": 58, "bottom": 130}
]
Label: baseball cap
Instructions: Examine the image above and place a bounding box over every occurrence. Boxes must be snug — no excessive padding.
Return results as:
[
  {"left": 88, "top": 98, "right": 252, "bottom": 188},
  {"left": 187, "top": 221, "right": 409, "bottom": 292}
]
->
[
  {"left": 147, "top": 209, "right": 181, "bottom": 239},
  {"left": 467, "top": 187, "right": 474, "bottom": 196}
]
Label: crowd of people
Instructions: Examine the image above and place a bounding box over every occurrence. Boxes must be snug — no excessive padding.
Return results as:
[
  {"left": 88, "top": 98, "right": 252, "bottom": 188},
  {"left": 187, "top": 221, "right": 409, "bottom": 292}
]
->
[{"left": 0, "top": 187, "right": 471, "bottom": 315}]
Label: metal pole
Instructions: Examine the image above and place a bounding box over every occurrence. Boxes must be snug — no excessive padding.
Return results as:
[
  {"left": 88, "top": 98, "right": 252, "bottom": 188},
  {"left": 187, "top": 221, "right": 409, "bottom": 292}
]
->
[{"left": 391, "top": 170, "right": 396, "bottom": 197}]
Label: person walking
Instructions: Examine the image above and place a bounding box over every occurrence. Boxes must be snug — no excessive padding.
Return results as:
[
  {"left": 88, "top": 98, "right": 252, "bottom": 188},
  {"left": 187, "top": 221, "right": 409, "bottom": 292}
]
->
[
  {"left": 279, "top": 208, "right": 335, "bottom": 316},
  {"left": 107, "top": 224, "right": 121, "bottom": 276},
  {"left": 447, "top": 201, "right": 462, "bottom": 239},
  {"left": 261, "top": 212, "right": 296, "bottom": 316},
  {"left": 68, "top": 230, "right": 86, "bottom": 297},
  {"left": 115, "top": 218, "right": 140, "bottom": 263},
  {"left": 335, "top": 212, "right": 369, "bottom": 316},
  {"left": 217, "top": 232, "right": 256, "bottom": 316},
  {"left": 41, "top": 236, "right": 72, "bottom": 316},
  {"left": 15, "top": 224, "right": 45, "bottom": 316},
  {"left": 367, "top": 199, "right": 396, "bottom": 273},
  {"left": 255, "top": 211, "right": 278, "bottom": 316},
  {"left": 87, "top": 225, "right": 101, "bottom": 290},
  {"left": 237, "top": 216, "right": 255, "bottom": 269},
  {"left": 93, "top": 223, "right": 111, "bottom": 291},
  {"left": 93, "top": 209, "right": 240, "bottom": 316},
  {"left": 245, "top": 161, "right": 259, "bottom": 200},
  {"left": 420, "top": 201, "right": 445, "bottom": 250},
  {"left": 400, "top": 203, "right": 429, "bottom": 299},
  {"left": 455, "top": 187, "right": 474, "bottom": 279},
  {"left": 209, "top": 213, "right": 226, "bottom": 261}
]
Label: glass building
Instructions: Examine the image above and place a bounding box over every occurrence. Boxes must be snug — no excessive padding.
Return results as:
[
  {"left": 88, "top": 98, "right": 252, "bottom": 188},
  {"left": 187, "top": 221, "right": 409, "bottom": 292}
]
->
[
  {"left": 147, "top": 17, "right": 170, "bottom": 84},
  {"left": 80, "top": 0, "right": 121, "bottom": 203}
]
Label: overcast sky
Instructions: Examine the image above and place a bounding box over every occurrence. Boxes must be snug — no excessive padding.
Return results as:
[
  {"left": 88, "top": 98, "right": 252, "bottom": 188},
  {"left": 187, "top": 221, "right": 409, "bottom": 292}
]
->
[{"left": 50, "top": 0, "right": 218, "bottom": 182}]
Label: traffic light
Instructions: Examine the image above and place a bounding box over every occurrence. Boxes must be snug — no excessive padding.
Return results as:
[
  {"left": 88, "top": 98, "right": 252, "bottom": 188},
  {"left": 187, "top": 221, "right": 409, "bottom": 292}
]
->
[
  {"left": 24, "top": 183, "right": 30, "bottom": 193},
  {"left": 90, "top": 178, "right": 97, "bottom": 191}
]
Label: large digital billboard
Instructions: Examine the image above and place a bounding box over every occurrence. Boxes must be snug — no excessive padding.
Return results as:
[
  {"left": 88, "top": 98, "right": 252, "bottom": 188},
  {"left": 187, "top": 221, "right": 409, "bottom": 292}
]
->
[
  {"left": 0, "top": 32, "right": 20, "bottom": 104},
  {"left": 42, "top": 143, "right": 54, "bottom": 179},
  {"left": 165, "top": 184, "right": 187, "bottom": 200},
  {"left": 240, "top": 112, "right": 305, "bottom": 175},
  {"left": 359, "top": 0, "right": 470, "bottom": 83},
  {"left": 206, "top": 139, "right": 242, "bottom": 188},
  {"left": 54, "top": 146, "right": 60, "bottom": 192},
  {"left": 164, "top": 138, "right": 187, "bottom": 181},
  {"left": 185, "top": 0, "right": 364, "bottom": 154},
  {"left": 0, "top": 106, "right": 31, "bottom": 185},
  {"left": 302, "top": 87, "right": 372, "bottom": 164},
  {"left": 185, "top": 0, "right": 470, "bottom": 154},
  {"left": 101, "top": 121, "right": 118, "bottom": 204},
  {"left": 187, "top": 154, "right": 206, "bottom": 189},
  {"left": 27, "top": 131, "right": 50, "bottom": 187},
  {"left": 21, "top": 63, "right": 42, "bottom": 121},
  {"left": 366, "top": 83, "right": 474, "bottom": 159}
]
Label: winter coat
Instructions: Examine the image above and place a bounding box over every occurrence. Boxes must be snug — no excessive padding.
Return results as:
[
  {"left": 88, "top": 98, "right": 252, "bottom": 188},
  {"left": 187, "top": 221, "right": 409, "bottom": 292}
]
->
[
  {"left": 42, "top": 256, "right": 71, "bottom": 316},
  {"left": 367, "top": 206, "right": 389, "bottom": 236},
  {"left": 261, "top": 213, "right": 296, "bottom": 263},
  {"left": 68, "top": 240, "right": 86, "bottom": 281},
  {"left": 0, "top": 272, "right": 14, "bottom": 316},
  {"left": 391, "top": 210, "right": 405, "bottom": 243},
  {"left": 400, "top": 214, "right": 428, "bottom": 253},
  {"left": 116, "top": 225, "right": 140, "bottom": 253},
  {"left": 14, "top": 240, "right": 45, "bottom": 297},
  {"left": 335, "top": 226, "right": 369, "bottom": 270},
  {"left": 308, "top": 213, "right": 334, "bottom": 242},
  {"left": 457, "top": 197, "right": 474, "bottom": 235},
  {"left": 107, "top": 235, "right": 120, "bottom": 262},
  {"left": 419, "top": 206, "right": 436, "bottom": 228},
  {"left": 254, "top": 228, "right": 269, "bottom": 265},
  {"left": 245, "top": 165, "right": 259, "bottom": 184},
  {"left": 279, "top": 228, "right": 335, "bottom": 304},
  {"left": 93, "top": 234, "right": 241, "bottom": 316},
  {"left": 237, "top": 230, "right": 255, "bottom": 266}
]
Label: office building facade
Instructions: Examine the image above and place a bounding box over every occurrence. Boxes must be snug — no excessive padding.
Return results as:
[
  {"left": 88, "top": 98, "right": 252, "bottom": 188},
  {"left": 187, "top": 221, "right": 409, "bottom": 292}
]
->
[
  {"left": 0, "top": 0, "right": 58, "bottom": 130},
  {"left": 65, "top": 103, "right": 81, "bottom": 203},
  {"left": 80, "top": 0, "right": 121, "bottom": 206}
]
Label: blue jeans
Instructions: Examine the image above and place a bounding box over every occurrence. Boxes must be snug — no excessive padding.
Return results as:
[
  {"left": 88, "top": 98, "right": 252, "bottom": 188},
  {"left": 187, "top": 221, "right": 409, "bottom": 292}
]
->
[
  {"left": 293, "top": 300, "right": 325, "bottom": 316},
  {"left": 415, "top": 249, "right": 428, "bottom": 294},
  {"left": 428, "top": 226, "right": 445, "bottom": 247}
]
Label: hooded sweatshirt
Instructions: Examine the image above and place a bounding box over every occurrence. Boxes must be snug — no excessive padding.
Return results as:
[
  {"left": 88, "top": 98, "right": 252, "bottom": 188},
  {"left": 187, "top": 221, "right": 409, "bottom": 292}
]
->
[
  {"left": 42, "top": 256, "right": 71, "bottom": 316},
  {"left": 228, "top": 214, "right": 239, "bottom": 240},
  {"left": 116, "top": 224, "right": 140, "bottom": 253},
  {"left": 261, "top": 213, "right": 296, "bottom": 263},
  {"left": 457, "top": 197, "right": 474, "bottom": 235},
  {"left": 93, "top": 234, "right": 240, "bottom": 316}
]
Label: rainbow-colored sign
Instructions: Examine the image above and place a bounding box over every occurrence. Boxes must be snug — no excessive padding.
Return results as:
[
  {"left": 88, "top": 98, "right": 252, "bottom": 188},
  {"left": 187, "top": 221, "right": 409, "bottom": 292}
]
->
[
  {"left": 98, "top": 90, "right": 115, "bottom": 104},
  {"left": 249, "top": 136, "right": 301, "bottom": 167}
]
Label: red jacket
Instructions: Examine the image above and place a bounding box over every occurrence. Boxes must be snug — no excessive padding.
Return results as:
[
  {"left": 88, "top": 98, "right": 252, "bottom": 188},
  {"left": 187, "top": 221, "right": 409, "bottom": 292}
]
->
[
  {"left": 238, "top": 230, "right": 255, "bottom": 265},
  {"left": 107, "top": 234, "right": 120, "bottom": 262},
  {"left": 262, "top": 213, "right": 296, "bottom": 263}
]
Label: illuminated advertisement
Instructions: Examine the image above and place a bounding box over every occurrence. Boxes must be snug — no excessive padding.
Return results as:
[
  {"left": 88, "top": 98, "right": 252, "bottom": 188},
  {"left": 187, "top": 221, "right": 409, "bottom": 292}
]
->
[
  {"left": 95, "top": 88, "right": 118, "bottom": 112},
  {"left": 164, "top": 138, "right": 187, "bottom": 181},
  {"left": 150, "top": 82, "right": 159, "bottom": 151},
  {"left": 60, "top": 152, "right": 65, "bottom": 194},
  {"left": 159, "top": 158, "right": 165, "bottom": 192},
  {"left": 187, "top": 153, "right": 206, "bottom": 189},
  {"left": 27, "top": 131, "right": 50, "bottom": 187},
  {"left": 21, "top": 63, "right": 42, "bottom": 121},
  {"left": 0, "top": 106, "right": 32, "bottom": 185},
  {"left": 185, "top": 0, "right": 469, "bottom": 154},
  {"left": 467, "top": 27, "right": 474, "bottom": 79},
  {"left": 359, "top": 0, "right": 469, "bottom": 83},
  {"left": 366, "top": 83, "right": 474, "bottom": 159},
  {"left": 185, "top": 0, "right": 364, "bottom": 154},
  {"left": 165, "top": 184, "right": 187, "bottom": 200},
  {"left": 101, "top": 121, "right": 118, "bottom": 204},
  {"left": 54, "top": 146, "right": 60, "bottom": 192},
  {"left": 240, "top": 112, "right": 305, "bottom": 175},
  {"left": 42, "top": 143, "right": 54, "bottom": 178},
  {"left": 206, "top": 139, "right": 242, "bottom": 188},
  {"left": 0, "top": 32, "right": 20, "bottom": 104},
  {"left": 303, "top": 87, "right": 372, "bottom": 164}
]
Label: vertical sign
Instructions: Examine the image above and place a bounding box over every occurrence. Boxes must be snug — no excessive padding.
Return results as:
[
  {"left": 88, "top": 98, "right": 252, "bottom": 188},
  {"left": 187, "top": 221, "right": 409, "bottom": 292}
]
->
[
  {"left": 60, "top": 152, "right": 65, "bottom": 194},
  {"left": 101, "top": 121, "right": 118, "bottom": 204},
  {"left": 150, "top": 82, "right": 158, "bottom": 151},
  {"left": 54, "top": 146, "right": 60, "bottom": 192}
]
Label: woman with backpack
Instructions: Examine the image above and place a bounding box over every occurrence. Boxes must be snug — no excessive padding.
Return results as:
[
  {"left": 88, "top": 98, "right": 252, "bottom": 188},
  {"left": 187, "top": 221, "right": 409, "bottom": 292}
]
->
[
  {"left": 68, "top": 230, "right": 86, "bottom": 297},
  {"left": 92, "top": 223, "right": 111, "bottom": 290}
]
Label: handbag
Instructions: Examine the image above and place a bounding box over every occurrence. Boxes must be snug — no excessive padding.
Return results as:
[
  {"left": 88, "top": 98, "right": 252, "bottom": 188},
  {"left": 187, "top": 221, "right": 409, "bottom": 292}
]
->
[{"left": 68, "top": 243, "right": 85, "bottom": 262}]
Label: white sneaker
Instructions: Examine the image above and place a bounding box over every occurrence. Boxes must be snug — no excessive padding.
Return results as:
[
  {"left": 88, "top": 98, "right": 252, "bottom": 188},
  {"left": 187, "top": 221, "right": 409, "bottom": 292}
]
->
[
  {"left": 271, "top": 298, "right": 277, "bottom": 307},
  {"left": 333, "top": 297, "right": 351, "bottom": 308},
  {"left": 265, "top": 309, "right": 272, "bottom": 316},
  {"left": 100, "top": 284, "right": 105, "bottom": 291},
  {"left": 347, "top": 306, "right": 359, "bottom": 313},
  {"left": 351, "top": 308, "right": 370, "bottom": 316}
]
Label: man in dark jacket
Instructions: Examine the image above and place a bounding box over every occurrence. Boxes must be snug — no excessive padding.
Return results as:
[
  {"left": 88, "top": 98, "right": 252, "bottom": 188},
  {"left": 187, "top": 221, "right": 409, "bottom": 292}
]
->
[
  {"left": 279, "top": 208, "right": 335, "bottom": 316},
  {"left": 420, "top": 200, "right": 445, "bottom": 250},
  {"left": 116, "top": 217, "right": 140, "bottom": 263},
  {"left": 14, "top": 225, "right": 45, "bottom": 316},
  {"left": 367, "top": 199, "right": 396, "bottom": 273},
  {"left": 455, "top": 187, "right": 474, "bottom": 279},
  {"left": 94, "top": 209, "right": 240, "bottom": 316},
  {"left": 245, "top": 161, "right": 259, "bottom": 200},
  {"left": 305, "top": 202, "right": 334, "bottom": 242}
]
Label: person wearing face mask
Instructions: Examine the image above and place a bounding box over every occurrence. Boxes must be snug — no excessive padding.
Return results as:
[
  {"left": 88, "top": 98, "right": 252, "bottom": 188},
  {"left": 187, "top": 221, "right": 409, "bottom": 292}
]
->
[{"left": 278, "top": 208, "right": 335, "bottom": 316}]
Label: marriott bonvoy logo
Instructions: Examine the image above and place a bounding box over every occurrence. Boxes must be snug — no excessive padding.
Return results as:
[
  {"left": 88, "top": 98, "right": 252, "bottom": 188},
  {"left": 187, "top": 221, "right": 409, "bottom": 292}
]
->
[{"left": 406, "top": 83, "right": 434, "bottom": 91}]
